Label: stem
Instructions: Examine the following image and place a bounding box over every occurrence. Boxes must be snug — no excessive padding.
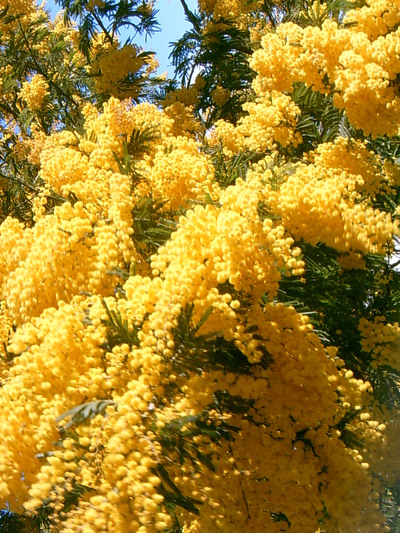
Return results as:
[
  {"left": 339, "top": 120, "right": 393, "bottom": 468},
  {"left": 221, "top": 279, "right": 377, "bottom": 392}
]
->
[
  {"left": 0, "top": 172, "right": 38, "bottom": 193},
  {"left": 93, "top": 11, "right": 114, "bottom": 46},
  {"left": 228, "top": 440, "right": 251, "bottom": 521},
  {"left": 179, "top": 0, "right": 201, "bottom": 32}
]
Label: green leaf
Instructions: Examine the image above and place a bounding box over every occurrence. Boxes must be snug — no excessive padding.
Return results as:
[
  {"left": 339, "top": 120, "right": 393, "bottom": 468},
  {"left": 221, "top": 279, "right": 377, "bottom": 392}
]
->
[
  {"left": 56, "top": 399, "right": 115, "bottom": 429},
  {"left": 101, "top": 298, "right": 140, "bottom": 349}
]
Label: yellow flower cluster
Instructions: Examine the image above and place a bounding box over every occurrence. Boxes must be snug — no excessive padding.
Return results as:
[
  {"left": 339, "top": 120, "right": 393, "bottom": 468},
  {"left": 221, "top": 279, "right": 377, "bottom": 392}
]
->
[
  {"left": 0, "top": 95, "right": 224, "bottom": 329},
  {"left": 198, "top": 0, "right": 263, "bottom": 27},
  {"left": 0, "top": 211, "right": 388, "bottom": 531},
  {"left": 359, "top": 316, "right": 400, "bottom": 371},
  {"left": 248, "top": 3, "right": 400, "bottom": 137},
  {"left": 0, "top": 290, "right": 171, "bottom": 528},
  {"left": 136, "top": 137, "right": 216, "bottom": 211},
  {"left": 211, "top": 91, "right": 302, "bottom": 155},
  {"left": 0, "top": 199, "right": 117, "bottom": 324},
  {"left": 92, "top": 44, "right": 147, "bottom": 99},
  {"left": 0, "top": 113, "right": 118, "bottom": 322},
  {"left": 0, "top": 64, "right": 13, "bottom": 107},
  {"left": 198, "top": 0, "right": 234, "bottom": 18},
  {"left": 141, "top": 304, "right": 389, "bottom": 531},
  {"left": 210, "top": 85, "right": 230, "bottom": 107},
  {"left": 40, "top": 99, "right": 160, "bottom": 201},
  {"left": 344, "top": 0, "right": 400, "bottom": 41},
  {"left": 163, "top": 102, "right": 203, "bottom": 137},
  {"left": 0, "top": 0, "right": 35, "bottom": 31},
  {"left": 19, "top": 74, "right": 50, "bottom": 111},
  {"left": 151, "top": 181, "right": 304, "bottom": 306},
  {"left": 270, "top": 138, "right": 399, "bottom": 253},
  {"left": 0, "top": 297, "right": 104, "bottom": 509},
  {"left": 337, "top": 251, "right": 367, "bottom": 271},
  {"left": 0, "top": 0, "right": 398, "bottom": 522},
  {"left": 25, "top": 124, "right": 48, "bottom": 166},
  {"left": 164, "top": 86, "right": 199, "bottom": 107},
  {"left": 0, "top": 301, "right": 12, "bottom": 377},
  {"left": 162, "top": 86, "right": 204, "bottom": 136}
]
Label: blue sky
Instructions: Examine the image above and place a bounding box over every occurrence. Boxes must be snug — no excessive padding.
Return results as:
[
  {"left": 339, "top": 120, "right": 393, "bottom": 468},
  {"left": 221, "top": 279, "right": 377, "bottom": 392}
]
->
[{"left": 44, "top": 0, "right": 197, "bottom": 74}]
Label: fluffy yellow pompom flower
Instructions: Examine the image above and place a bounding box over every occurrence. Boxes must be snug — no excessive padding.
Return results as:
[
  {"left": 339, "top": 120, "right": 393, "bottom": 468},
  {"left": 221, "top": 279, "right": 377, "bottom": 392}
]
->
[
  {"left": 359, "top": 317, "right": 400, "bottom": 371},
  {"left": 211, "top": 91, "right": 302, "bottom": 154},
  {"left": 137, "top": 136, "right": 216, "bottom": 210},
  {"left": 0, "top": 0, "right": 35, "bottom": 31},
  {"left": 246, "top": 4, "right": 400, "bottom": 137},
  {"left": 272, "top": 138, "right": 399, "bottom": 254},
  {"left": 0, "top": 2, "right": 398, "bottom": 525},
  {"left": 92, "top": 44, "right": 148, "bottom": 99},
  {"left": 20, "top": 74, "right": 49, "bottom": 111}
]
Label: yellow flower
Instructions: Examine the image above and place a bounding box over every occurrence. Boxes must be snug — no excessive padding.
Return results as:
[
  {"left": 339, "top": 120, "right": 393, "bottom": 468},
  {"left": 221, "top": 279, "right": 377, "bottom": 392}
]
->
[{"left": 20, "top": 74, "right": 49, "bottom": 111}]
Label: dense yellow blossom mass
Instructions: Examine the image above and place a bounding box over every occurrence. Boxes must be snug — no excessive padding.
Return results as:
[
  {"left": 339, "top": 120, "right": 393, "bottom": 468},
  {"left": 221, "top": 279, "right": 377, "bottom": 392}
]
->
[
  {"left": 0, "top": 0, "right": 35, "bottom": 31},
  {"left": 271, "top": 137, "right": 399, "bottom": 253},
  {"left": 91, "top": 44, "right": 151, "bottom": 99},
  {"left": 244, "top": 4, "right": 400, "bottom": 137},
  {"left": 0, "top": 0, "right": 398, "bottom": 531},
  {"left": 20, "top": 74, "right": 50, "bottom": 111}
]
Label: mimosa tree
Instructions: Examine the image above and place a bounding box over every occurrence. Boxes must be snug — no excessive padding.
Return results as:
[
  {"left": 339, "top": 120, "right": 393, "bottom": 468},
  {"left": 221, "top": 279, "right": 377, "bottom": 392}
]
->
[{"left": 0, "top": 0, "right": 399, "bottom": 531}]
